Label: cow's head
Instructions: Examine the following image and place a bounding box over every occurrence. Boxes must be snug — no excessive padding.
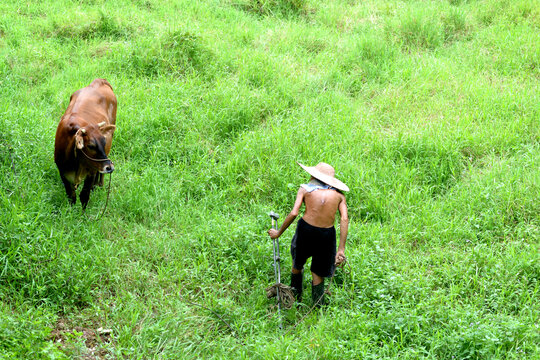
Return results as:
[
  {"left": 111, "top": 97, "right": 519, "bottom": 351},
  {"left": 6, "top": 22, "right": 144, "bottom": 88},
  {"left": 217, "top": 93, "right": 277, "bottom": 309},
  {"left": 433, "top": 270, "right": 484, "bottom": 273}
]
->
[{"left": 74, "top": 122, "right": 116, "bottom": 173}]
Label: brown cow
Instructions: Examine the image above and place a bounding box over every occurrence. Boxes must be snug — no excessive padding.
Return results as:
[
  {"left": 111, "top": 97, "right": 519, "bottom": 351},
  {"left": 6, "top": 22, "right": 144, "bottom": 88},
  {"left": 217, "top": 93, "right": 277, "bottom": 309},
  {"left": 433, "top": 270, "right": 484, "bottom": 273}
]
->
[{"left": 54, "top": 78, "right": 117, "bottom": 209}]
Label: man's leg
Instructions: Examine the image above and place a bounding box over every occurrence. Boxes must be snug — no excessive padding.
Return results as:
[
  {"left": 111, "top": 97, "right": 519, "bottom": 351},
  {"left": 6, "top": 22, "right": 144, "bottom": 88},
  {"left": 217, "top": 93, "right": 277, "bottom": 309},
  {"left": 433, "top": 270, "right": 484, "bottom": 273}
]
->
[
  {"left": 311, "top": 272, "right": 323, "bottom": 285},
  {"left": 311, "top": 272, "right": 325, "bottom": 306},
  {"left": 310, "top": 226, "right": 335, "bottom": 307},
  {"left": 291, "top": 267, "right": 303, "bottom": 302}
]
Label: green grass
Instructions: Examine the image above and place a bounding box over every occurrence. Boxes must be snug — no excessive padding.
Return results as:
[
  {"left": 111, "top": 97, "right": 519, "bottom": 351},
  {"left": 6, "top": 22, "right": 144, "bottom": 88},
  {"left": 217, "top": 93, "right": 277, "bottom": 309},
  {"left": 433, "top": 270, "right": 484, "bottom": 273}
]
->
[{"left": 0, "top": 0, "right": 539, "bottom": 358}]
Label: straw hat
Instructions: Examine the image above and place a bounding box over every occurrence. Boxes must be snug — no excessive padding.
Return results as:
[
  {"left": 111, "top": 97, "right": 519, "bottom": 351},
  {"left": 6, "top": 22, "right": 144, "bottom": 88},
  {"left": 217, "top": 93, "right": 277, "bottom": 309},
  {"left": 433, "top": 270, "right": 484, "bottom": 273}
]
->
[{"left": 298, "top": 162, "right": 349, "bottom": 192}]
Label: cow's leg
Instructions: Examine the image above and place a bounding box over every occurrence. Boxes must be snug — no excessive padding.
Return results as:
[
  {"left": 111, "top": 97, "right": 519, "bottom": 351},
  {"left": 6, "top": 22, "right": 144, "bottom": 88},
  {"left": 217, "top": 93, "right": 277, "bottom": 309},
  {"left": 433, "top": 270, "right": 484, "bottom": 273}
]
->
[
  {"left": 80, "top": 175, "right": 94, "bottom": 210},
  {"left": 60, "top": 173, "right": 76, "bottom": 205},
  {"left": 96, "top": 173, "right": 104, "bottom": 187}
]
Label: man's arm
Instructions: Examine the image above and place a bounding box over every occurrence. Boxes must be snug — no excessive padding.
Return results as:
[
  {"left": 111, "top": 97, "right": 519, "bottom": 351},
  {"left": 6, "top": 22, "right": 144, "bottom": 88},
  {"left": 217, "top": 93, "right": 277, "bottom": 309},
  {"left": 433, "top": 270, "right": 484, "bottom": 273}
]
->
[
  {"left": 336, "top": 195, "right": 349, "bottom": 265},
  {"left": 268, "top": 187, "right": 306, "bottom": 239}
]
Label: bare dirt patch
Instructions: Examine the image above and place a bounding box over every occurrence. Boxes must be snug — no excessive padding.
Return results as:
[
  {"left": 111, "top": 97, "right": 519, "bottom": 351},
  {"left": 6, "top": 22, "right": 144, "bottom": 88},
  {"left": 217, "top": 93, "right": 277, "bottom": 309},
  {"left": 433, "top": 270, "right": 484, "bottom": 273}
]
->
[{"left": 50, "top": 318, "right": 113, "bottom": 359}]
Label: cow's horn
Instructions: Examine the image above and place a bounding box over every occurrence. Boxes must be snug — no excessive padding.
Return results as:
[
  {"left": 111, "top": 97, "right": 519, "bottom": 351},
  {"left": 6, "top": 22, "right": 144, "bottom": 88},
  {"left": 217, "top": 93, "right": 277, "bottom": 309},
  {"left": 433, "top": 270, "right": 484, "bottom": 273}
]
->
[{"left": 98, "top": 121, "right": 106, "bottom": 127}]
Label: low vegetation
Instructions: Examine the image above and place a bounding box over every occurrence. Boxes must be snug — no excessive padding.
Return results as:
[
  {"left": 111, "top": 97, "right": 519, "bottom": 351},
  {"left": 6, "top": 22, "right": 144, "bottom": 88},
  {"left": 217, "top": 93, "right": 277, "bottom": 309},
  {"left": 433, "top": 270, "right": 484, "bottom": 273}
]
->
[{"left": 0, "top": 0, "right": 538, "bottom": 358}]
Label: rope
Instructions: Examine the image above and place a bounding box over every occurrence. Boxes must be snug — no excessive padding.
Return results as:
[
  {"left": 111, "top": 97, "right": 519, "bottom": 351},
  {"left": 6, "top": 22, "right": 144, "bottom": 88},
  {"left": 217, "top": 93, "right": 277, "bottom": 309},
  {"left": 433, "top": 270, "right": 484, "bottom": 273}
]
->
[
  {"left": 77, "top": 148, "right": 113, "bottom": 220},
  {"left": 85, "top": 172, "right": 112, "bottom": 221},
  {"left": 265, "top": 283, "right": 295, "bottom": 309},
  {"left": 78, "top": 148, "right": 112, "bottom": 163}
]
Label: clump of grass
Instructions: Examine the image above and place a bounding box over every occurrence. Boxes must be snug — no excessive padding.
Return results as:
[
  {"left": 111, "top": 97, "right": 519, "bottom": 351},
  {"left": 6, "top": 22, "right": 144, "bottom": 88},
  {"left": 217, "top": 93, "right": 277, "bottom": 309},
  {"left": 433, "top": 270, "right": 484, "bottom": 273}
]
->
[
  {"left": 2, "top": 42, "right": 68, "bottom": 86},
  {"left": 332, "top": 31, "right": 399, "bottom": 93},
  {"left": 441, "top": 7, "right": 470, "bottom": 42},
  {"left": 438, "top": 312, "right": 531, "bottom": 359},
  {"left": 387, "top": 7, "right": 444, "bottom": 49},
  {"left": 49, "top": 12, "right": 133, "bottom": 40},
  {"left": 447, "top": 150, "right": 540, "bottom": 243},
  {"left": 235, "top": 0, "right": 307, "bottom": 16},
  {"left": 1, "top": 212, "right": 101, "bottom": 309},
  {"left": 386, "top": 4, "right": 472, "bottom": 49},
  {"left": 162, "top": 31, "right": 208, "bottom": 70},
  {"left": 471, "top": 23, "right": 540, "bottom": 76},
  {"left": 132, "top": 0, "right": 155, "bottom": 11},
  {"left": 474, "top": 0, "right": 540, "bottom": 27},
  {"left": 0, "top": 305, "right": 64, "bottom": 358},
  {"left": 369, "top": 136, "right": 465, "bottom": 196},
  {"left": 0, "top": 128, "right": 14, "bottom": 170},
  {"left": 113, "top": 30, "right": 212, "bottom": 78}
]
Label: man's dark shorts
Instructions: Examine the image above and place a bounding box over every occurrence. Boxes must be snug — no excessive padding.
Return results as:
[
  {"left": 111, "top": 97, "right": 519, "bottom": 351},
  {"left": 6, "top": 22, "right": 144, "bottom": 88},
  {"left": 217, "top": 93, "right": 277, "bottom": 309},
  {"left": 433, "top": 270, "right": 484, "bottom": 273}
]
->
[{"left": 291, "top": 217, "right": 336, "bottom": 278}]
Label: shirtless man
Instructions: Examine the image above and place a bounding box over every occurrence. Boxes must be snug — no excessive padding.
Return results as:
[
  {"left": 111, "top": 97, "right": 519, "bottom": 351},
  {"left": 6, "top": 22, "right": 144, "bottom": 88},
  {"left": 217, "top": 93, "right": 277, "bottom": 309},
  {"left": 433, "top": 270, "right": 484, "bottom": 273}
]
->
[{"left": 268, "top": 162, "right": 349, "bottom": 305}]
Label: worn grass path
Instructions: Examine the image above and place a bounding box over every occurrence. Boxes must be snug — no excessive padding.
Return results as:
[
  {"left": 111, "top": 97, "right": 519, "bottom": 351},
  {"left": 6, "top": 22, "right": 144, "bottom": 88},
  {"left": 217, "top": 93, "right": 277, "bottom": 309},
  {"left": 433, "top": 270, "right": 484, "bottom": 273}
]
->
[{"left": 0, "top": 0, "right": 539, "bottom": 358}]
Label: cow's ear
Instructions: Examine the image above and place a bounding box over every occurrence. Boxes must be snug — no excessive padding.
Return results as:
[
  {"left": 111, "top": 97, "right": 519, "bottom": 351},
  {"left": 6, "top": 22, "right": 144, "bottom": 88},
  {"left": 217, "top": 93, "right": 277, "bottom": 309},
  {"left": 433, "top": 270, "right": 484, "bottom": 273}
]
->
[
  {"left": 75, "top": 128, "right": 86, "bottom": 150},
  {"left": 101, "top": 125, "right": 116, "bottom": 140}
]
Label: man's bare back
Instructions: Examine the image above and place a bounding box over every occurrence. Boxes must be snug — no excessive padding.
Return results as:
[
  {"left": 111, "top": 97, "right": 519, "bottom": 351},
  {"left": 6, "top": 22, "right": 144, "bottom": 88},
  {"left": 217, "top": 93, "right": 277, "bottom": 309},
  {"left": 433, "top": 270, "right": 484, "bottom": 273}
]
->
[
  {"left": 302, "top": 188, "right": 346, "bottom": 228},
  {"left": 268, "top": 182, "right": 348, "bottom": 266}
]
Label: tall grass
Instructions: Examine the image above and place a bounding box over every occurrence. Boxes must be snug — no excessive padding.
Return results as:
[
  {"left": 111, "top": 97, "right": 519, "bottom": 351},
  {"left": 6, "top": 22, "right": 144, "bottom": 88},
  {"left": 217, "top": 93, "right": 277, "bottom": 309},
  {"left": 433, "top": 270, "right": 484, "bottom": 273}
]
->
[{"left": 0, "top": 0, "right": 538, "bottom": 358}]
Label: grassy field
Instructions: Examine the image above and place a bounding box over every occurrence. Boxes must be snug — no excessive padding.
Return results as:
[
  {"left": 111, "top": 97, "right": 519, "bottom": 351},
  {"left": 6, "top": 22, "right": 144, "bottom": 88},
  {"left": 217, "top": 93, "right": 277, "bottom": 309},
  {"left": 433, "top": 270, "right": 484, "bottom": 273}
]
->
[{"left": 0, "top": 0, "right": 539, "bottom": 358}]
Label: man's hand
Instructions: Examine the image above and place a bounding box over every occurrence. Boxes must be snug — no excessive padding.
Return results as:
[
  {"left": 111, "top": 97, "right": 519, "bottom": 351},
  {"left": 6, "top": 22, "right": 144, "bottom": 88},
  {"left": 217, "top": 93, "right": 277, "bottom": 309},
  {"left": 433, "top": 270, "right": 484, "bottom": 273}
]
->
[
  {"left": 335, "top": 250, "right": 346, "bottom": 265},
  {"left": 268, "top": 229, "right": 279, "bottom": 239}
]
